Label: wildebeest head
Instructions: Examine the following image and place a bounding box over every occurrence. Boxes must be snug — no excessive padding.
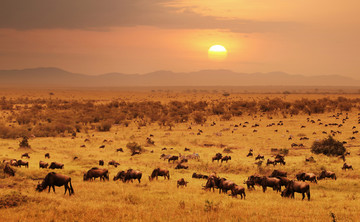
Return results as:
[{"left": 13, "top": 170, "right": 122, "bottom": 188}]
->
[{"left": 35, "top": 181, "right": 46, "bottom": 192}]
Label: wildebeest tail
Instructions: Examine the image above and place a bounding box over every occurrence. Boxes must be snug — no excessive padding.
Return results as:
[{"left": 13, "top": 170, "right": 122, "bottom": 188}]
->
[{"left": 69, "top": 179, "right": 74, "bottom": 195}]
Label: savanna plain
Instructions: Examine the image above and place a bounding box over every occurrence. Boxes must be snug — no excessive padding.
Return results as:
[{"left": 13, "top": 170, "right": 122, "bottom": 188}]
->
[{"left": 0, "top": 89, "right": 360, "bottom": 222}]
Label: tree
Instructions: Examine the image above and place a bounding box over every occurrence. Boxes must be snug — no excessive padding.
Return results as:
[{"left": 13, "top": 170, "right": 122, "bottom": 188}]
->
[{"left": 311, "top": 136, "right": 346, "bottom": 156}]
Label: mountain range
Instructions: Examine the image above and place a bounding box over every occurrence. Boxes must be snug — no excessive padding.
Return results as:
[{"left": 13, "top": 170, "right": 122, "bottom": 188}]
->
[{"left": 0, "top": 67, "right": 359, "bottom": 87}]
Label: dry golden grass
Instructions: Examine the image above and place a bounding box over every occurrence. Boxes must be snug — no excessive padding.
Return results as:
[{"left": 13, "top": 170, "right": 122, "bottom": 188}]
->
[{"left": 0, "top": 90, "right": 360, "bottom": 221}]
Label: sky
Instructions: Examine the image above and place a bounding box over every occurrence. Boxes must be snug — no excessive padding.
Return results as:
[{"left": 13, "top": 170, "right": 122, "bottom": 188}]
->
[{"left": 0, "top": 0, "right": 359, "bottom": 78}]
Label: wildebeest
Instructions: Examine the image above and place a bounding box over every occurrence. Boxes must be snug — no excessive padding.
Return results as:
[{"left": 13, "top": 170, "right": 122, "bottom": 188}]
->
[
  {"left": 21, "top": 153, "right": 30, "bottom": 158},
  {"left": 39, "top": 161, "right": 49, "bottom": 169},
  {"left": 218, "top": 178, "right": 236, "bottom": 194},
  {"left": 285, "top": 180, "right": 310, "bottom": 201},
  {"left": 266, "top": 159, "right": 276, "bottom": 166},
  {"left": 274, "top": 156, "right": 286, "bottom": 165},
  {"left": 221, "top": 156, "right": 231, "bottom": 163},
  {"left": 131, "top": 151, "right": 141, "bottom": 156},
  {"left": 184, "top": 147, "right": 190, "bottom": 152},
  {"left": 246, "top": 151, "right": 253, "bottom": 157},
  {"left": 296, "top": 172, "right": 317, "bottom": 183},
  {"left": 45, "top": 153, "right": 50, "bottom": 159},
  {"left": 36, "top": 172, "right": 74, "bottom": 196},
  {"left": 116, "top": 148, "right": 124, "bottom": 152},
  {"left": 244, "top": 177, "right": 256, "bottom": 190},
  {"left": 149, "top": 168, "right": 170, "bottom": 181},
  {"left": 175, "top": 163, "right": 188, "bottom": 169},
  {"left": 186, "top": 153, "right": 200, "bottom": 160},
  {"left": 276, "top": 176, "right": 291, "bottom": 187},
  {"left": 108, "top": 160, "right": 120, "bottom": 167},
  {"left": 318, "top": 170, "right": 337, "bottom": 180},
  {"left": 99, "top": 160, "right": 104, "bottom": 166},
  {"left": 192, "top": 172, "right": 208, "bottom": 179},
  {"left": 212, "top": 153, "right": 222, "bottom": 162},
  {"left": 231, "top": 185, "right": 246, "bottom": 199},
  {"left": 99, "top": 145, "right": 105, "bottom": 149},
  {"left": 17, "top": 160, "right": 29, "bottom": 168},
  {"left": 3, "top": 164, "right": 15, "bottom": 176},
  {"left": 123, "top": 169, "right": 142, "bottom": 183},
  {"left": 83, "top": 167, "right": 109, "bottom": 181},
  {"left": 9, "top": 159, "right": 18, "bottom": 166},
  {"left": 342, "top": 163, "right": 353, "bottom": 170},
  {"left": 168, "top": 155, "right": 179, "bottom": 163},
  {"left": 255, "top": 154, "right": 264, "bottom": 160},
  {"left": 177, "top": 178, "right": 188, "bottom": 188},
  {"left": 305, "top": 156, "right": 316, "bottom": 162},
  {"left": 260, "top": 176, "right": 281, "bottom": 192},
  {"left": 269, "top": 170, "right": 287, "bottom": 178},
  {"left": 49, "top": 162, "right": 64, "bottom": 169},
  {"left": 203, "top": 175, "right": 220, "bottom": 192},
  {"left": 113, "top": 170, "right": 126, "bottom": 181}
]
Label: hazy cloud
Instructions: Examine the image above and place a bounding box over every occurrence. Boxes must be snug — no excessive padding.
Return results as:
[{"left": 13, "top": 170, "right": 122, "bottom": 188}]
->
[{"left": 0, "top": 0, "right": 294, "bottom": 32}]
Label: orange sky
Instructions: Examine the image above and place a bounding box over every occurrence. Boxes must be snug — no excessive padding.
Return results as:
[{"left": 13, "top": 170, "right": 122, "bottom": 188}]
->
[{"left": 0, "top": 0, "right": 359, "bottom": 78}]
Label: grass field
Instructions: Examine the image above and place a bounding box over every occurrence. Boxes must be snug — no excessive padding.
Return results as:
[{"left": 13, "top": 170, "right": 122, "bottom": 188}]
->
[{"left": 1, "top": 90, "right": 360, "bottom": 222}]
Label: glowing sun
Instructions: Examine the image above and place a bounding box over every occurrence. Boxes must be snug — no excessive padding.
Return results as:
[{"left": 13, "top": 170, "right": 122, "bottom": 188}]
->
[{"left": 208, "top": 45, "right": 227, "bottom": 61}]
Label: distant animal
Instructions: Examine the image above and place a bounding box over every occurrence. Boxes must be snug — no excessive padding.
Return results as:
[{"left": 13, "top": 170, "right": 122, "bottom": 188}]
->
[
  {"left": 160, "top": 154, "right": 172, "bottom": 161},
  {"left": 246, "top": 151, "right": 253, "bottom": 157},
  {"left": 184, "top": 148, "right": 190, "bottom": 152},
  {"left": 177, "top": 178, "right": 188, "bottom": 188},
  {"left": 218, "top": 178, "right": 237, "bottom": 194},
  {"left": 10, "top": 159, "right": 18, "bottom": 166},
  {"left": 270, "top": 170, "right": 287, "bottom": 178},
  {"left": 3, "top": 164, "right": 15, "bottom": 176},
  {"left": 36, "top": 172, "right": 74, "bottom": 196},
  {"left": 108, "top": 160, "right": 120, "bottom": 167},
  {"left": 296, "top": 172, "right": 317, "bottom": 183},
  {"left": 45, "top": 153, "right": 50, "bottom": 159},
  {"left": 116, "top": 148, "right": 124, "bottom": 152},
  {"left": 285, "top": 180, "right": 310, "bottom": 201},
  {"left": 244, "top": 178, "right": 255, "bottom": 190},
  {"left": 49, "top": 162, "right": 64, "bottom": 169},
  {"left": 168, "top": 155, "right": 179, "bottom": 163},
  {"left": 17, "top": 160, "right": 29, "bottom": 168},
  {"left": 221, "top": 156, "right": 231, "bottom": 163},
  {"left": 305, "top": 156, "right": 316, "bottom": 162},
  {"left": 73, "top": 156, "right": 78, "bottom": 160},
  {"left": 276, "top": 176, "right": 291, "bottom": 187},
  {"left": 131, "top": 151, "right": 141, "bottom": 156},
  {"left": 123, "top": 169, "right": 142, "bottom": 183},
  {"left": 39, "top": 161, "right": 49, "bottom": 169},
  {"left": 83, "top": 167, "right": 109, "bottom": 181},
  {"left": 99, "top": 145, "right": 105, "bottom": 149},
  {"left": 231, "top": 185, "right": 246, "bottom": 199},
  {"left": 80, "top": 145, "right": 86, "bottom": 148},
  {"left": 266, "top": 159, "right": 276, "bottom": 166},
  {"left": 202, "top": 176, "right": 220, "bottom": 192},
  {"left": 255, "top": 154, "right": 264, "bottom": 160},
  {"left": 149, "top": 168, "right": 170, "bottom": 181},
  {"left": 318, "top": 170, "right": 336, "bottom": 180},
  {"left": 21, "top": 153, "right": 30, "bottom": 158},
  {"left": 186, "top": 153, "right": 200, "bottom": 160},
  {"left": 260, "top": 176, "right": 281, "bottom": 192},
  {"left": 175, "top": 163, "right": 188, "bottom": 169},
  {"left": 342, "top": 163, "right": 353, "bottom": 170},
  {"left": 212, "top": 153, "right": 222, "bottom": 162},
  {"left": 192, "top": 172, "right": 208, "bottom": 179}
]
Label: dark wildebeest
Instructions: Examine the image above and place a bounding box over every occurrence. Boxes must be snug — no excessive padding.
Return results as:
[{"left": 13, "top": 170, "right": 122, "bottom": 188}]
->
[
  {"left": 266, "top": 159, "right": 276, "bottom": 166},
  {"left": 212, "top": 153, "right": 222, "bottom": 162},
  {"left": 4, "top": 164, "right": 15, "bottom": 176},
  {"left": 246, "top": 151, "right": 253, "bottom": 157},
  {"left": 21, "top": 153, "right": 30, "bottom": 159},
  {"left": 10, "top": 159, "right": 18, "bottom": 166},
  {"left": 260, "top": 176, "right": 281, "bottom": 192},
  {"left": 108, "top": 160, "right": 120, "bottom": 167},
  {"left": 286, "top": 180, "right": 310, "bottom": 201},
  {"left": 231, "top": 185, "right": 246, "bottom": 199},
  {"left": 83, "top": 167, "right": 109, "bottom": 181},
  {"left": 99, "top": 160, "right": 104, "bottom": 166},
  {"left": 36, "top": 172, "right": 74, "bottom": 196},
  {"left": 116, "top": 148, "right": 124, "bottom": 152},
  {"left": 318, "top": 170, "right": 337, "bottom": 180},
  {"left": 177, "top": 178, "right": 189, "bottom": 188},
  {"left": 184, "top": 148, "right": 190, "bottom": 152},
  {"left": 192, "top": 173, "right": 208, "bottom": 179},
  {"left": 255, "top": 154, "right": 264, "bottom": 160},
  {"left": 175, "top": 163, "right": 188, "bottom": 169},
  {"left": 296, "top": 173, "right": 317, "bottom": 183},
  {"left": 202, "top": 176, "right": 220, "bottom": 192},
  {"left": 123, "top": 169, "right": 142, "bottom": 183},
  {"left": 17, "top": 160, "right": 29, "bottom": 168},
  {"left": 274, "top": 157, "right": 286, "bottom": 165},
  {"left": 49, "top": 162, "right": 64, "bottom": 169},
  {"left": 39, "top": 161, "right": 49, "bottom": 169},
  {"left": 342, "top": 163, "right": 353, "bottom": 170},
  {"left": 168, "top": 155, "right": 179, "bottom": 163},
  {"left": 45, "top": 153, "right": 50, "bottom": 159},
  {"left": 131, "top": 151, "right": 141, "bottom": 156},
  {"left": 221, "top": 156, "right": 231, "bottom": 163},
  {"left": 113, "top": 170, "right": 126, "bottom": 181},
  {"left": 99, "top": 145, "right": 105, "bottom": 149},
  {"left": 149, "top": 168, "right": 170, "bottom": 181},
  {"left": 270, "top": 170, "right": 287, "bottom": 178},
  {"left": 276, "top": 176, "right": 291, "bottom": 188},
  {"left": 218, "top": 178, "right": 237, "bottom": 194},
  {"left": 244, "top": 178, "right": 255, "bottom": 190}
]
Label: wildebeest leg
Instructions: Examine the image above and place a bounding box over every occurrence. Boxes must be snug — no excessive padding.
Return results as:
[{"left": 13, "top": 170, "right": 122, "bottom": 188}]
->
[
  {"left": 52, "top": 185, "right": 56, "bottom": 193},
  {"left": 307, "top": 190, "right": 310, "bottom": 201},
  {"left": 138, "top": 178, "right": 141, "bottom": 183},
  {"left": 48, "top": 186, "right": 51, "bottom": 193},
  {"left": 262, "top": 186, "right": 266, "bottom": 192},
  {"left": 64, "top": 184, "right": 68, "bottom": 195},
  {"left": 302, "top": 192, "right": 305, "bottom": 200},
  {"left": 243, "top": 192, "right": 246, "bottom": 199}
]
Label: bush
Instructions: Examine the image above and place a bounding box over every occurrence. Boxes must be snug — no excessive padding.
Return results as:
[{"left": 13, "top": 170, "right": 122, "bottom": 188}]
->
[
  {"left": 192, "top": 111, "right": 206, "bottom": 124},
  {"left": 126, "top": 142, "right": 143, "bottom": 153},
  {"left": 311, "top": 136, "right": 346, "bottom": 156},
  {"left": 97, "top": 121, "right": 112, "bottom": 132},
  {"left": 19, "top": 137, "right": 30, "bottom": 148}
]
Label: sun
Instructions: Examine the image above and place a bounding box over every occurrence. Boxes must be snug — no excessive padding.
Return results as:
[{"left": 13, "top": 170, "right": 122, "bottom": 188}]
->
[{"left": 208, "top": 45, "right": 227, "bottom": 61}]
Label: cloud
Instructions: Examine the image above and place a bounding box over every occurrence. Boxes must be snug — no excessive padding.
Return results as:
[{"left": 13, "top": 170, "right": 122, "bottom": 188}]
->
[{"left": 0, "top": 0, "right": 294, "bottom": 32}]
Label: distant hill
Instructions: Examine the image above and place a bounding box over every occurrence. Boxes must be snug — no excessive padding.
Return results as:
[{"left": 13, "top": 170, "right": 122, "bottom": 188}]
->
[{"left": 0, "top": 67, "right": 359, "bottom": 87}]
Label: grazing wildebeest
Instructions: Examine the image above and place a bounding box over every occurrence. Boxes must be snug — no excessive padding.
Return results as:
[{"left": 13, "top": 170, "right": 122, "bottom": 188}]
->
[
  {"left": 247, "top": 151, "right": 253, "bottom": 157},
  {"left": 296, "top": 173, "right": 317, "bottom": 183},
  {"left": 149, "top": 168, "right": 170, "bottom": 181},
  {"left": 186, "top": 153, "right": 200, "bottom": 160},
  {"left": 218, "top": 178, "right": 236, "bottom": 194},
  {"left": 4, "top": 164, "right": 15, "bottom": 176},
  {"left": 269, "top": 170, "right": 287, "bottom": 178},
  {"left": 39, "top": 161, "right": 49, "bottom": 169},
  {"left": 10, "top": 159, "right": 18, "bottom": 166},
  {"left": 131, "top": 151, "right": 141, "bottom": 156},
  {"left": 260, "top": 176, "right": 281, "bottom": 192},
  {"left": 274, "top": 155, "right": 286, "bottom": 165},
  {"left": 83, "top": 167, "right": 109, "bottom": 181},
  {"left": 99, "top": 145, "right": 105, "bottom": 149},
  {"left": 45, "top": 153, "right": 50, "bottom": 159},
  {"left": 168, "top": 155, "right": 179, "bottom": 163},
  {"left": 184, "top": 148, "right": 190, "bottom": 152},
  {"left": 122, "top": 169, "right": 142, "bottom": 183},
  {"left": 99, "top": 160, "right": 104, "bottom": 166},
  {"left": 286, "top": 180, "right": 310, "bottom": 201},
  {"left": 49, "top": 162, "right": 64, "bottom": 169},
  {"left": 202, "top": 176, "right": 220, "bottom": 192},
  {"left": 160, "top": 154, "right": 172, "bottom": 161},
  {"left": 255, "top": 154, "right": 264, "bottom": 160},
  {"left": 177, "top": 178, "right": 188, "bottom": 188},
  {"left": 108, "top": 160, "right": 120, "bottom": 167},
  {"left": 244, "top": 178, "right": 255, "bottom": 190},
  {"left": 212, "top": 153, "right": 222, "bottom": 162},
  {"left": 342, "top": 163, "right": 353, "bottom": 170},
  {"left": 36, "top": 172, "right": 74, "bottom": 196},
  {"left": 221, "top": 156, "right": 231, "bottom": 163},
  {"left": 21, "top": 153, "right": 30, "bottom": 159},
  {"left": 318, "top": 170, "right": 337, "bottom": 180},
  {"left": 116, "top": 148, "right": 124, "bottom": 152},
  {"left": 113, "top": 171, "right": 126, "bottom": 181},
  {"left": 266, "top": 159, "right": 276, "bottom": 166},
  {"left": 231, "top": 185, "right": 246, "bottom": 199},
  {"left": 17, "top": 160, "right": 29, "bottom": 168},
  {"left": 276, "top": 176, "right": 291, "bottom": 187},
  {"left": 175, "top": 163, "right": 188, "bottom": 169},
  {"left": 80, "top": 145, "right": 86, "bottom": 148}
]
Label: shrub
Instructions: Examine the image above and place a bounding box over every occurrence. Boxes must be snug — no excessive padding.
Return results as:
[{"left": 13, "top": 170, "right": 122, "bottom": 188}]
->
[
  {"left": 97, "top": 121, "right": 112, "bottom": 132},
  {"left": 311, "top": 136, "right": 346, "bottom": 156},
  {"left": 192, "top": 111, "right": 206, "bottom": 124},
  {"left": 126, "top": 142, "right": 143, "bottom": 153},
  {"left": 19, "top": 136, "right": 30, "bottom": 148}
]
